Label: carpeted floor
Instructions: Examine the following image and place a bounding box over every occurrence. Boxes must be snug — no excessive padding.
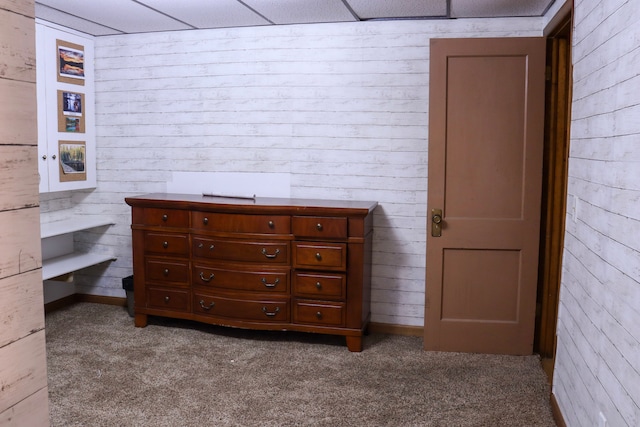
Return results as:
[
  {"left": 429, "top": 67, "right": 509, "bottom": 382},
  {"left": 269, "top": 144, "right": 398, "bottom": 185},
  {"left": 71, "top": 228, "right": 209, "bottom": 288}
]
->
[{"left": 46, "top": 303, "right": 556, "bottom": 426}]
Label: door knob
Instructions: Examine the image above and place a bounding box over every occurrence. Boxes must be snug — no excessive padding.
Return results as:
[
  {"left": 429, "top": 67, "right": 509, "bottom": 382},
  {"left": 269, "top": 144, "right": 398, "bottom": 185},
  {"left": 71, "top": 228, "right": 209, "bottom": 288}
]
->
[{"left": 431, "top": 208, "right": 443, "bottom": 237}]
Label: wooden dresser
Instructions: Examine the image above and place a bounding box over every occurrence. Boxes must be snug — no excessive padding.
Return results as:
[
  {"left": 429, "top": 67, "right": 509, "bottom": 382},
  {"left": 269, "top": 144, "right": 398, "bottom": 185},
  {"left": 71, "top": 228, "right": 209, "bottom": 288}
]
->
[{"left": 125, "top": 193, "right": 377, "bottom": 352}]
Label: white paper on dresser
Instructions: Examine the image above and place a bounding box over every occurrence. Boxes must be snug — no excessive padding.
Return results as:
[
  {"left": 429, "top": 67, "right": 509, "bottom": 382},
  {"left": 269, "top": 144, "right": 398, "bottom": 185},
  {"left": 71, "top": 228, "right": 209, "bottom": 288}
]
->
[{"left": 166, "top": 171, "right": 291, "bottom": 198}]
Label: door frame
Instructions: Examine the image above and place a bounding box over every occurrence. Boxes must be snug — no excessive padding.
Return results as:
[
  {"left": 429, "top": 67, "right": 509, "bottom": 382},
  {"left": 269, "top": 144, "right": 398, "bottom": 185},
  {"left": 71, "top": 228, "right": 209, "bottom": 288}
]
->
[{"left": 534, "top": 2, "right": 573, "bottom": 382}]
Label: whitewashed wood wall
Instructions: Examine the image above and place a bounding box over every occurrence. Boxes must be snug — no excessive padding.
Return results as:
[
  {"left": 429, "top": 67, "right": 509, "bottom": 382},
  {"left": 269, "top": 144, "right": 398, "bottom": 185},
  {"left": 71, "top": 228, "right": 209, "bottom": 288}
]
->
[
  {"left": 552, "top": 0, "right": 640, "bottom": 425},
  {"left": 41, "top": 17, "right": 543, "bottom": 328},
  {"left": 0, "top": 0, "right": 49, "bottom": 425}
]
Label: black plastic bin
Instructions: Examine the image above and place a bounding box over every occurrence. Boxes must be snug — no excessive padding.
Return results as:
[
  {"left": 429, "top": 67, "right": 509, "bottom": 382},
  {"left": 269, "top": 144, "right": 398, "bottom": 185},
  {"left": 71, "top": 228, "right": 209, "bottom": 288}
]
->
[{"left": 122, "top": 275, "right": 134, "bottom": 317}]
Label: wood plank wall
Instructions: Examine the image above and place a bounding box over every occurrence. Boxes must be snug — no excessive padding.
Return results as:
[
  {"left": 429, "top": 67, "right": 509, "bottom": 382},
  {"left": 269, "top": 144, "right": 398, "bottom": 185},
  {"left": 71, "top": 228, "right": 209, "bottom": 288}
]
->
[
  {"left": 41, "top": 17, "right": 542, "bottom": 328},
  {"left": 552, "top": 0, "right": 640, "bottom": 425},
  {"left": 0, "top": 0, "right": 50, "bottom": 424}
]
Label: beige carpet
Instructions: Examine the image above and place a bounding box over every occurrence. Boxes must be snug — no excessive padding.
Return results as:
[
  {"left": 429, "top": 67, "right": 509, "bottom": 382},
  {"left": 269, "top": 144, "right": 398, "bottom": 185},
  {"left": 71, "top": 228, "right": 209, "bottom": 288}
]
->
[{"left": 46, "top": 303, "right": 556, "bottom": 426}]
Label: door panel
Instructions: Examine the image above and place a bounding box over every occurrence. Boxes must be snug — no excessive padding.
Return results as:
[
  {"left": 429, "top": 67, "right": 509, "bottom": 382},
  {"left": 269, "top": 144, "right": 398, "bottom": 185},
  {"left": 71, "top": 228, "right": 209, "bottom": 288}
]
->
[
  {"left": 445, "top": 55, "right": 526, "bottom": 220},
  {"left": 425, "top": 38, "right": 545, "bottom": 355},
  {"left": 442, "top": 249, "right": 520, "bottom": 322}
]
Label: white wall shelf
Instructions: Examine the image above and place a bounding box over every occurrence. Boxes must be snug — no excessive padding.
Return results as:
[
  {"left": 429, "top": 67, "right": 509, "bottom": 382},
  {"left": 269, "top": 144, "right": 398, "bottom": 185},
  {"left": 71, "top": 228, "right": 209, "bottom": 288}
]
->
[
  {"left": 41, "top": 216, "right": 115, "bottom": 283},
  {"left": 43, "top": 252, "right": 116, "bottom": 280},
  {"left": 41, "top": 216, "right": 114, "bottom": 239}
]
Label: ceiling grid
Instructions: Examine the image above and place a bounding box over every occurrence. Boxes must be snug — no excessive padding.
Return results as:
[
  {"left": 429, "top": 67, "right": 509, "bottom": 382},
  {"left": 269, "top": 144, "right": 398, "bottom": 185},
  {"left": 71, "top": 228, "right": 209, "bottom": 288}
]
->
[{"left": 35, "top": 0, "right": 555, "bottom": 36}]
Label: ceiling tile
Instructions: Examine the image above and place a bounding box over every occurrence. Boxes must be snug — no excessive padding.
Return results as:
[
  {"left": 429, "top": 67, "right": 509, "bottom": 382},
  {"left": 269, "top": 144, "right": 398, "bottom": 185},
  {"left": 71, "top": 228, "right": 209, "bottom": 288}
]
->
[
  {"left": 36, "top": 0, "right": 192, "bottom": 33},
  {"left": 242, "top": 0, "right": 356, "bottom": 25},
  {"left": 138, "top": 0, "right": 271, "bottom": 29},
  {"left": 451, "top": 0, "right": 555, "bottom": 18},
  {"left": 35, "top": 4, "right": 123, "bottom": 36},
  {"left": 347, "top": 0, "right": 448, "bottom": 19}
]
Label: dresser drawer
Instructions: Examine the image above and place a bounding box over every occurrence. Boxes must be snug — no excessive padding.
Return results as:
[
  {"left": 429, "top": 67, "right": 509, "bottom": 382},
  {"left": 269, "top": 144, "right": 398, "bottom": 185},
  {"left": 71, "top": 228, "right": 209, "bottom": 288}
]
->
[
  {"left": 192, "top": 264, "right": 289, "bottom": 293},
  {"left": 193, "top": 236, "right": 289, "bottom": 264},
  {"left": 147, "top": 286, "right": 190, "bottom": 312},
  {"left": 192, "top": 212, "right": 290, "bottom": 234},
  {"left": 293, "top": 216, "right": 347, "bottom": 239},
  {"left": 143, "top": 208, "right": 189, "bottom": 227},
  {"left": 293, "top": 242, "right": 347, "bottom": 271},
  {"left": 144, "top": 232, "right": 189, "bottom": 256},
  {"left": 293, "top": 272, "right": 345, "bottom": 300},
  {"left": 193, "top": 293, "right": 289, "bottom": 322},
  {"left": 146, "top": 258, "right": 189, "bottom": 285},
  {"left": 293, "top": 300, "right": 345, "bottom": 327}
]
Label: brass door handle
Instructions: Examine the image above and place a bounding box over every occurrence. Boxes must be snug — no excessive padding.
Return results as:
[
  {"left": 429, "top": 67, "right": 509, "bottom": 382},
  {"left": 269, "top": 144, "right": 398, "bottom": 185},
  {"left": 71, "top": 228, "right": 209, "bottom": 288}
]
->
[{"left": 431, "top": 209, "right": 443, "bottom": 237}]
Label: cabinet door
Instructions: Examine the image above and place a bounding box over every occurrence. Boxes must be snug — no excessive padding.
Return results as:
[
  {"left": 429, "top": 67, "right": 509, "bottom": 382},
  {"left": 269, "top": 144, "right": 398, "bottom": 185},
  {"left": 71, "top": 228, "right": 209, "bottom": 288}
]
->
[{"left": 36, "top": 23, "right": 96, "bottom": 193}]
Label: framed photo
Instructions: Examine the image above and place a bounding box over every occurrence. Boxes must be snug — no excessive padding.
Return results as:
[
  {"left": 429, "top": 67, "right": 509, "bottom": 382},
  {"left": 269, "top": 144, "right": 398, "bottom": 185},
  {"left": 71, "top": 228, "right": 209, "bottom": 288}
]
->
[
  {"left": 58, "top": 141, "right": 87, "bottom": 182},
  {"left": 58, "top": 90, "right": 85, "bottom": 132},
  {"left": 57, "top": 39, "right": 85, "bottom": 86}
]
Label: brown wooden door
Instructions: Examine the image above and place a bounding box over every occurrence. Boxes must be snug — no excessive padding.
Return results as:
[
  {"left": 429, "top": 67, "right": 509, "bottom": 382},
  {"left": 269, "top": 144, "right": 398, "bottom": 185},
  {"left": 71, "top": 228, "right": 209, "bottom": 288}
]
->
[{"left": 425, "top": 38, "right": 546, "bottom": 355}]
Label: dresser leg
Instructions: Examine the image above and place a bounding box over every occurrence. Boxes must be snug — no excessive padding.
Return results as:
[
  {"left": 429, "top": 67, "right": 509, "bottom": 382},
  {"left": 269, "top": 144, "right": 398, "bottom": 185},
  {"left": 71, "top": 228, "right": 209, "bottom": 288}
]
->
[
  {"left": 346, "top": 335, "right": 363, "bottom": 352},
  {"left": 134, "top": 313, "right": 148, "bottom": 327}
]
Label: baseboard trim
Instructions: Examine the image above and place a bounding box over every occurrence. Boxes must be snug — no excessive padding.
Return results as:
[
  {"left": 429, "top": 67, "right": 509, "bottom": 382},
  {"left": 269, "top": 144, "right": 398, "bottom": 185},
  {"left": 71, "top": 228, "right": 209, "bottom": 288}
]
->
[
  {"left": 44, "top": 294, "right": 79, "bottom": 313},
  {"left": 76, "top": 294, "right": 127, "bottom": 307},
  {"left": 550, "top": 393, "right": 566, "bottom": 427},
  {"left": 369, "top": 322, "right": 423, "bottom": 337},
  {"left": 45, "top": 294, "right": 126, "bottom": 313},
  {"left": 541, "top": 357, "right": 555, "bottom": 385}
]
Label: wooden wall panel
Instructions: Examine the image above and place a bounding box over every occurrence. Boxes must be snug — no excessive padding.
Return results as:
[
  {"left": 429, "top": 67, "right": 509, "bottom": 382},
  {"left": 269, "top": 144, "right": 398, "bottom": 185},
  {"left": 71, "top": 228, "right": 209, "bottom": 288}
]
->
[
  {"left": 0, "top": 80, "right": 37, "bottom": 145},
  {"left": 0, "top": 146, "right": 40, "bottom": 211},
  {"left": 0, "top": 270, "right": 45, "bottom": 349},
  {"left": 0, "top": 0, "right": 48, "bottom": 425},
  {"left": 0, "top": 331, "right": 48, "bottom": 415},
  {"left": 0, "top": 208, "right": 41, "bottom": 278},
  {"left": 553, "top": 0, "right": 640, "bottom": 426},
  {"left": 0, "top": 388, "right": 49, "bottom": 427},
  {"left": 0, "top": 0, "right": 35, "bottom": 18},
  {"left": 0, "top": 11, "right": 35, "bottom": 82}
]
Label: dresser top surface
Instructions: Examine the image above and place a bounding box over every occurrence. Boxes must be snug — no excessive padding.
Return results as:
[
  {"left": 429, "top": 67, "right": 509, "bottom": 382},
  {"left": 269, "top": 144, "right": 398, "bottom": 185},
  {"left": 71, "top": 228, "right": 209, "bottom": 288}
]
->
[{"left": 125, "top": 193, "right": 378, "bottom": 215}]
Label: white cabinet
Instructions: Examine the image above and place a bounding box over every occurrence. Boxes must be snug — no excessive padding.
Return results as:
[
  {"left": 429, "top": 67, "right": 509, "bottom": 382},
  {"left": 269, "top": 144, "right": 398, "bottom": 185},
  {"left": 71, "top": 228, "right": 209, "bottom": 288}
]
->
[{"left": 36, "top": 21, "right": 96, "bottom": 193}]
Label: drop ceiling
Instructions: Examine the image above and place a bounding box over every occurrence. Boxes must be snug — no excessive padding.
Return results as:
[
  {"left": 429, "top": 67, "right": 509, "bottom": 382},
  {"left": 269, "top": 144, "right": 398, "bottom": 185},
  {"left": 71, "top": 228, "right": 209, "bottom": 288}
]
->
[{"left": 35, "top": 0, "right": 556, "bottom": 37}]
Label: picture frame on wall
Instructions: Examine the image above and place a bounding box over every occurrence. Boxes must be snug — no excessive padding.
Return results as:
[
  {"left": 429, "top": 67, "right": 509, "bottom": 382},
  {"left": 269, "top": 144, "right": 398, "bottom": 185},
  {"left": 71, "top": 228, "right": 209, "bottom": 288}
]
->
[
  {"left": 58, "top": 90, "right": 85, "bottom": 132},
  {"left": 58, "top": 140, "right": 87, "bottom": 183},
  {"left": 57, "top": 39, "right": 85, "bottom": 86}
]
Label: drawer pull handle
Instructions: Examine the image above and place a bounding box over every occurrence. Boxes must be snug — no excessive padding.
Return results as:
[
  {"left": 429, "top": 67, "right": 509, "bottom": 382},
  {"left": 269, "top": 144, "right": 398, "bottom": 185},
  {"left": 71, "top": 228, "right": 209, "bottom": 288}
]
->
[
  {"left": 199, "top": 300, "right": 215, "bottom": 310},
  {"left": 162, "top": 241, "right": 169, "bottom": 248},
  {"left": 164, "top": 296, "right": 170, "bottom": 303},
  {"left": 315, "top": 252, "right": 322, "bottom": 261},
  {"left": 203, "top": 217, "right": 209, "bottom": 225},
  {"left": 163, "top": 268, "right": 169, "bottom": 276},
  {"left": 315, "top": 281, "right": 322, "bottom": 289},
  {"left": 316, "top": 311, "right": 323, "bottom": 319},
  {"left": 162, "top": 214, "right": 168, "bottom": 222},
  {"left": 316, "top": 223, "right": 323, "bottom": 231},
  {"left": 261, "top": 278, "right": 280, "bottom": 288},
  {"left": 262, "top": 306, "right": 280, "bottom": 317},
  {"left": 199, "top": 272, "right": 215, "bottom": 282},
  {"left": 268, "top": 220, "right": 274, "bottom": 229},
  {"left": 197, "top": 243, "right": 215, "bottom": 250},
  {"left": 261, "top": 248, "right": 280, "bottom": 259}
]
